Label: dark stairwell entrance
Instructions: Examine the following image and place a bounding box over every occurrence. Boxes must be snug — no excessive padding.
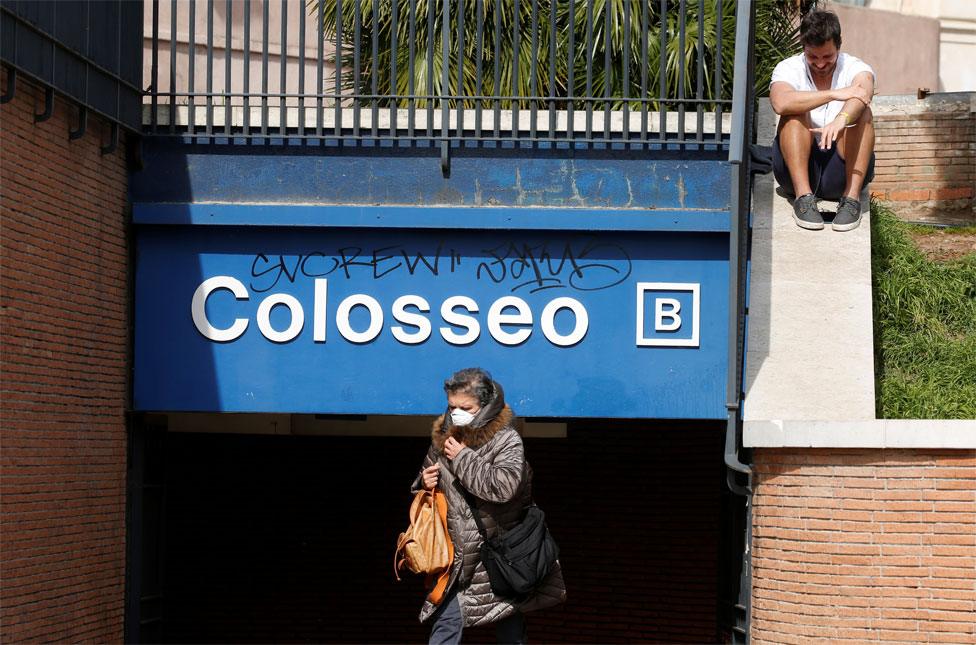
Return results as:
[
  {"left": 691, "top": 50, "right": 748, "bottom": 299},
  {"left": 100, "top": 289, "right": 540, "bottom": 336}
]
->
[{"left": 130, "top": 417, "right": 732, "bottom": 643}]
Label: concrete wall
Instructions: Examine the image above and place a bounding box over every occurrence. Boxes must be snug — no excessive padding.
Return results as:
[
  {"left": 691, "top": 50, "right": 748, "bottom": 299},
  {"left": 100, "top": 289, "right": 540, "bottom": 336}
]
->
[
  {"left": 864, "top": 0, "right": 976, "bottom": 92},
  {"left": 829, "top": 1, "right": 942, "bottom": 96},
  {"left": 751, "top": 448, "right": 976, "bottom": 644},
  {"left": 143, "top": 0, "right": 333, "bottom": 106},
  {"left": 0, "top": 70, "right": 129, "bottom": 642}
]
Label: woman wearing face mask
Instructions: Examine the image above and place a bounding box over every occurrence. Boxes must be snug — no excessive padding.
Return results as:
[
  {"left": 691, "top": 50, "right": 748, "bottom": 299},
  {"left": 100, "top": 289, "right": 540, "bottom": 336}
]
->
[{"left": 412, "top": 367, "right": 566, "bottom": 645}]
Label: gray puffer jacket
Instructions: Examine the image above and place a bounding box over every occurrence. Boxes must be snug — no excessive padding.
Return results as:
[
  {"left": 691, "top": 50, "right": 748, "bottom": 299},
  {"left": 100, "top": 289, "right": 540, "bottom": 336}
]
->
[{"left": 412, "top": 405, "right": 566, "bottom": 627}]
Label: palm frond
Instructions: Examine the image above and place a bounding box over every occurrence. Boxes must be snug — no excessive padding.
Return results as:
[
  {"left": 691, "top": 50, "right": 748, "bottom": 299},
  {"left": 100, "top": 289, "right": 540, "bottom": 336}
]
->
[{"left": 312, "top": 0, "right": 803, "bottom": 109}]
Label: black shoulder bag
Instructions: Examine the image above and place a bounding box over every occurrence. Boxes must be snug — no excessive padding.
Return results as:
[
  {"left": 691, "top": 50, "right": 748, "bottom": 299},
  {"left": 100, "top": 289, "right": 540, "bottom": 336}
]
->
[{"left": 460, "top": 487, "right": 560, "bottom": 599}]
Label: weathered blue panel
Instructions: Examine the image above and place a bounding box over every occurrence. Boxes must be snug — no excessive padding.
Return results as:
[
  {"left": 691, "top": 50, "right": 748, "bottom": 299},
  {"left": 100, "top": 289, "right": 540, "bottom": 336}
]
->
[
  {"left": 132, "top": 203, "right": 730, "bottom": 232},
  {"left": 134, "top": 226, "right": 729, "bottom": 418},
  {"left": 130, "top": 141, "right": 730, "bottom": 213}
]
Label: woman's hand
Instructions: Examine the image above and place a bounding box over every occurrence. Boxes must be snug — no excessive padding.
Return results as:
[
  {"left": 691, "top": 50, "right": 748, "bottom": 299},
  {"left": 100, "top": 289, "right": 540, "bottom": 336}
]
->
[
  {"left": 444, "top": 437, "right": 467, "bottom": 460},
  {"left": 421, "top": 464, "right": 440, "bottom": 490}
]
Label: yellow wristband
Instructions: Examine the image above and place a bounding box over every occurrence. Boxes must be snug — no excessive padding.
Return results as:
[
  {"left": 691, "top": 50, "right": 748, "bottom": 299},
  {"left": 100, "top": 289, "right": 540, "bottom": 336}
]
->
[{"left": 839, "top": 111, "right": 852, "bottom": 124}]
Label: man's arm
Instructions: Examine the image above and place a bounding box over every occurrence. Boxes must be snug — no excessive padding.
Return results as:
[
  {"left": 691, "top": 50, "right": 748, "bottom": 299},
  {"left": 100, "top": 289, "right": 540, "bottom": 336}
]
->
[
  {"left": 770, "top": 82, "right": 834, "bottom": 116},
  {"left": 811, "top": 71, "right": 875, "bottom": 150},
  {"left": 769, "top": 78, "right": 872, "bottom": 116},
  {"left": 837, "top": 71, "right": 874, "bottom": 123}
]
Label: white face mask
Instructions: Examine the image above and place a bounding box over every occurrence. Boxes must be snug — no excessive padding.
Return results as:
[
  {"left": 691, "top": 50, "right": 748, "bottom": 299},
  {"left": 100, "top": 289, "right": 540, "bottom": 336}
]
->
[{"left": 450, "top": 408, "right": 476, "bottom": 427}]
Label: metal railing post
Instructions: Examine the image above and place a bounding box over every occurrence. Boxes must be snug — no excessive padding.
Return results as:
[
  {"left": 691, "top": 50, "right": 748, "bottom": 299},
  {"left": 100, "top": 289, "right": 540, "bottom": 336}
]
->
[{"left": 441, "top": 0, "right": 450, "bottom": 175}]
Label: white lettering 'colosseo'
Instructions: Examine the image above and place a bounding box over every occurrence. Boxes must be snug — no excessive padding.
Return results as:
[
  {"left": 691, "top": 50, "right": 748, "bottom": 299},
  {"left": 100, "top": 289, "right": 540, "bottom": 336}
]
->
[{"left": 191, "top": 277, "right": 589, "bottom": 347}]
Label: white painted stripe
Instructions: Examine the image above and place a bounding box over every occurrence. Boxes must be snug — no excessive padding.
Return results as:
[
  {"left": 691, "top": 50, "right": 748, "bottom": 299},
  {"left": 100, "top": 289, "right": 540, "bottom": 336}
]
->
[{"left": 142, "top": 105, "right": 735, "bottom": 135}]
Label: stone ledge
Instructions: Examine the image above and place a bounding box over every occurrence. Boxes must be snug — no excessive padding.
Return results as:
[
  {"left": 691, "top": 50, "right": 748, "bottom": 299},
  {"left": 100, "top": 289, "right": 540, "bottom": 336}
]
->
[
  {"left": 872, "top": 92, "right": 975, "bottom": 114},
  {"left": 744, "top": 419, "right": 976, "bottom": 449}
]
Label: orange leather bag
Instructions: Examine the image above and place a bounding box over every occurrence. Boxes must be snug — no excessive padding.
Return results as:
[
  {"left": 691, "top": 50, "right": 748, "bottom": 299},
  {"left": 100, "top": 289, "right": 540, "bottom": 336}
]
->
[{"left": 394, "top": 488, "right": 454, "bottom": 605}]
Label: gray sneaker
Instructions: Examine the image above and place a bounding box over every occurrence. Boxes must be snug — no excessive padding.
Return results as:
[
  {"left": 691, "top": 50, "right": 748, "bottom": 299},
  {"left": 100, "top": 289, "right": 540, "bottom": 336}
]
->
[
  {"left": 833, "top": 197, "right": 862, "bottom": 231},
  {"left": 792, "top": 193, "right": 824, "bottom": 230}
]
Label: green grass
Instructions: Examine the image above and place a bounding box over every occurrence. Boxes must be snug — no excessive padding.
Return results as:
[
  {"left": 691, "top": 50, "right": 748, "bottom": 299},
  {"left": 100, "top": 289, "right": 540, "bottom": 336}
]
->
[{"left": 871, "top": 202, "right": 976, "bottom": 419}]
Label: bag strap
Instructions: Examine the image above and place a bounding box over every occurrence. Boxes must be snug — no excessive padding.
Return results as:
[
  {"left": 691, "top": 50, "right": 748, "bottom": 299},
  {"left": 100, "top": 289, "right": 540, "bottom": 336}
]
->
[{"left": 426, "top": 489, "right": 454, "bottom": 606}]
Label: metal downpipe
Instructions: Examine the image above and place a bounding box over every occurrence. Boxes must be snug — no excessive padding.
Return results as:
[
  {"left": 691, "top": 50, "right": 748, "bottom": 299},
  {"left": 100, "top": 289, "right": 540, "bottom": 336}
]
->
[{"left": 726, "top": 1, "right": 756, "bottom": 642}]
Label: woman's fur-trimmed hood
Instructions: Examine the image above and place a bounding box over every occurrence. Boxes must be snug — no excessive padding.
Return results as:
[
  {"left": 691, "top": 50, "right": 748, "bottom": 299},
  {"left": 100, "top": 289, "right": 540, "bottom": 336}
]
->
[{"left": 431, "top": 405, "right": 516, "bottom": 454}]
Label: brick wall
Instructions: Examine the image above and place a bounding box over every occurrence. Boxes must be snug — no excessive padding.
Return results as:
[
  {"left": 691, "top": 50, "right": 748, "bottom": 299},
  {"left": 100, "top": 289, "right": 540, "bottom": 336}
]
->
[
  {"left": 871, "top": 94, "right": 975, "bottom": 225},
  {"left": 0, "top": 69, "right": 129, "bottom": 641},
  {"left": 752, "top": 448, "right": 976, "bottom": 644}
]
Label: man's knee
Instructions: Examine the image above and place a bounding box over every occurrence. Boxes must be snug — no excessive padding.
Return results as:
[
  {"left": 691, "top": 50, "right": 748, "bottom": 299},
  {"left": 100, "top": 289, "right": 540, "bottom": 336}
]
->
[
  {"left": 837, "top": 107, "right": 875, "bottom": 159},
  {"left": 842, "top": 107, "right": 873, "bottom": 135},
  {"left": 776, "top": 113, "right": 809, "bottom": 135}
]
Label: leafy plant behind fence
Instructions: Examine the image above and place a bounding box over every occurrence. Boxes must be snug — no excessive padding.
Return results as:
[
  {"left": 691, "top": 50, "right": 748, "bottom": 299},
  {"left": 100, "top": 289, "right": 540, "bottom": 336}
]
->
[{"left": 313, "top": 0, "right": 805, "bottom": 110}]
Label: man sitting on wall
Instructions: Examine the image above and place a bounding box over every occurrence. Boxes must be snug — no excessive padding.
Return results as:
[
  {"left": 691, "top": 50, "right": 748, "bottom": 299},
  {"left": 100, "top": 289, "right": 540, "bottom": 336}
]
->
[{"left": 769, "top": 9, "right": 875, "bottom": 232}]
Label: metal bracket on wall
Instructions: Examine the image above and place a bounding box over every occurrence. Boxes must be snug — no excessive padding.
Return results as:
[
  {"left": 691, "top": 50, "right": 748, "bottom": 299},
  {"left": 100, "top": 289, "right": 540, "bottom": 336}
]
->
[
  {"left": 101, "top": 122, "right": 119, "bottom": 155},
  {"left": 69, "top": 105, "right": 88, "bottom": 140},
  {"left": 34, "top": 86, "right": 53, "bottom": 122},
  {"left": 440, "top": 140, "right": 451, "bottom": 178},
  {"left": 1, "top": 67, "right": 15, "bottom": 104}
]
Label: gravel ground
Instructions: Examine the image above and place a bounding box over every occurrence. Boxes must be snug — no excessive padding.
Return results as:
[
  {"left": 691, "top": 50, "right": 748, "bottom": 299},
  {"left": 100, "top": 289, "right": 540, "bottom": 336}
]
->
[{"left": 909, "top": 228, "right": 976, "bottom": 262}]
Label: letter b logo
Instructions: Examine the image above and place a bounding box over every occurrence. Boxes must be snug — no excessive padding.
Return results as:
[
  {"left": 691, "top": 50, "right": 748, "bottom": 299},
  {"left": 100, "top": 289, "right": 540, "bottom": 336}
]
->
[{"left": 635, "top": 283, "right": 700, "bottom": 347}]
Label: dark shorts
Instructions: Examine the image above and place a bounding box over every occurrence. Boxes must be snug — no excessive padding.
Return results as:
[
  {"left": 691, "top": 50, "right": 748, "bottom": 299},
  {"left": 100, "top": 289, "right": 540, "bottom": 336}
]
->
[{"left": 772, "top": 134, "right": 875, "bottom": 201}]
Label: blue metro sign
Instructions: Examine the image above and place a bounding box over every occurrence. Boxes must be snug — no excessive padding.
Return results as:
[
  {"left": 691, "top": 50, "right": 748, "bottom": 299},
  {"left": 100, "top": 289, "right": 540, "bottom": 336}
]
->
[{"left": 134, "top": 225, "right": 728, "bottom": 418}]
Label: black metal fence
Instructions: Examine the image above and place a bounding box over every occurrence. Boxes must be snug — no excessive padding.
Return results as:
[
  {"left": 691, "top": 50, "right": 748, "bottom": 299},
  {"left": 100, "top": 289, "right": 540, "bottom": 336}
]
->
[
  {"left": 144, "top": 0, "right": 748, "bottom": 148},
  {"left": 1, "top": 0, "right": 144, "bottom": 139}
]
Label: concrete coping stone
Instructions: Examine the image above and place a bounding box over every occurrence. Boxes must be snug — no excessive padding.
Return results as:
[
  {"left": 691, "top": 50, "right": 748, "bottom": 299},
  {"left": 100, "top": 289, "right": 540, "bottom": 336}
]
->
[
  {"left": 744, "top": 419, "right": 976, "bottom": 449},
  {"left": 871, "top": 92, "right": 975, "bottom": 112}
]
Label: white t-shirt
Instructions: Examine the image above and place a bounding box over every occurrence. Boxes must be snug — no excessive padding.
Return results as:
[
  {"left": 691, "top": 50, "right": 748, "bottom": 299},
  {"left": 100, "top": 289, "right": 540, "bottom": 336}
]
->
[{"left": 770, "top": 52, "right": 875, "bottom": 129}]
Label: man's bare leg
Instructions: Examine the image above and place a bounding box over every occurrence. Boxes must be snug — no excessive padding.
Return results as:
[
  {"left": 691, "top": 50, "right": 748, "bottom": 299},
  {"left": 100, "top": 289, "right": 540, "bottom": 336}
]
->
[
  {"left": 778, "top": 114, "right": 824, "bottom": 229},
  {"left": 777, "top": 114, "right": 815, "bottom": 197},
  {"left": 836, "top": 107, "right": 874, "bottom": 199},
  {"left": 831, "top": 108, "right": 873, "bottom": 231}
]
